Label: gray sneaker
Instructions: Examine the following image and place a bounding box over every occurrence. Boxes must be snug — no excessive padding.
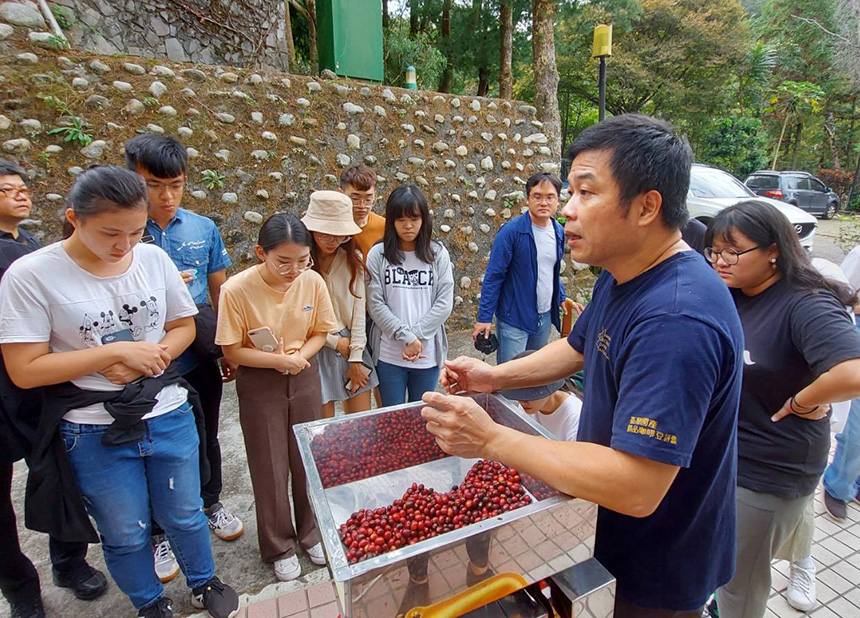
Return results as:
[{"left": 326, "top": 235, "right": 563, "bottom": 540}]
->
[{"left": 205, "top": 502, "right": 245, "bottom": 541}]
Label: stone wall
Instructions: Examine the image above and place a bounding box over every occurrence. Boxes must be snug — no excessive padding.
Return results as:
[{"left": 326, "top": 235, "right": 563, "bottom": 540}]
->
[
  {"left": 53, "top": 0, "right": 289, "bottom": 70},
  {"left": 0, "top": 17, "right": 593, "bottom": 326}
]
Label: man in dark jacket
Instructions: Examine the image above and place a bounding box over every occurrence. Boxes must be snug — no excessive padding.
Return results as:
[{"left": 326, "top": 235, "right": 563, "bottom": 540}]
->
[
  {"left": 473, "top": 172, "right": 567, "bottom": 363},
  {"left": 0, "top": 159, "right": 107, "bottom": 618}
]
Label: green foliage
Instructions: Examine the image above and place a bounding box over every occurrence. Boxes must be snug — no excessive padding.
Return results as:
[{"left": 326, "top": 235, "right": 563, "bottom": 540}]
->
[
  {"left": 47, "top": 117, "right": 93, "bottom": 147},
  {"left": 142, "top": 96, "right": 159, "bottom": 108},
  {"left": 554, "top": 0, "right": 748, "bottom": 147},
  {"left": 45, "top": 34, "right": 70, "bottom": 50},
  {"left": 383, "top": 19, "right": 446, "bottom": 90},
  {"left": 52, "top": 5, "right": 74, "bottom": 30},
  {"left": 201, "top": 169, "right": 226, "bottom": 190},
  {"left": 39, "top": 95, "right": 92, "bottom": 147},
  {"left": 699, "top": 115, "right": 768, "bottom": 178}
]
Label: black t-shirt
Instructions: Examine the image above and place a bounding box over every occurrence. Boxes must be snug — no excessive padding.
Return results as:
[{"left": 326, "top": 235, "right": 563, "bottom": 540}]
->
[
  {"left": 568, "top": 252, "right": 742, "bottom": 611},
  {"left": 734, "top": 280, "right": 860, "bottom": 498}
]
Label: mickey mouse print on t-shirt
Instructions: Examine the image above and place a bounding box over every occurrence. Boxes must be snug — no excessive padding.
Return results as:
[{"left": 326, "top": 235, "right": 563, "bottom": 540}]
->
[{"left": 78, "top": 294, "right": 163, "bottom": 346}]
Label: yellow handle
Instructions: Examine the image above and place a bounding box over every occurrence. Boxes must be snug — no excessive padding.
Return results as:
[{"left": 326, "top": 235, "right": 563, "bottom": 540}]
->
[{"left": 405, "top": 572, "right": 528, "bottom": 618}]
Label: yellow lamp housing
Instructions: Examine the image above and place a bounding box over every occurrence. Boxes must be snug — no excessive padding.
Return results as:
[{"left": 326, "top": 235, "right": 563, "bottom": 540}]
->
[{"left": 592, "top": 24, "right": 612, "bottom": 58}]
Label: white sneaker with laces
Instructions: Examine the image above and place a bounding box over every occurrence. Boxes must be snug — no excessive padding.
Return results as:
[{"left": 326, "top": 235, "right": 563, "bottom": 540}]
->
[
  {"left": 153, "top": 536, "right": 180, "bottom": 583},
  {"left": 205, "top": 502, "right": 245, "bottom": 541},
  {"left": 786, "top": 560, "right": 817, "bottom": 612},
  {"left": 306, "top": 542, "right": 326, "bottom": 566},
  {"left": 274, "top": 555, "right": 301, "bottom": 582}
]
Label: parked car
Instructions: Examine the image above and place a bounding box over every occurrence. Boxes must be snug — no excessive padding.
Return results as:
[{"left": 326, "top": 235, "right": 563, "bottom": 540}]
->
[
  {"left": 687, "top": 164, "right": 817, "bottom": 251},
  {"left": 744, "top": 170, "right": 840, "bottom": 220}
]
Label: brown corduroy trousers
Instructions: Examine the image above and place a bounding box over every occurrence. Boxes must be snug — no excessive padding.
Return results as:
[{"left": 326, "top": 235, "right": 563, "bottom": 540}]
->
[{"left": 235, "top": 363, "right": 321, "bottom": 563}]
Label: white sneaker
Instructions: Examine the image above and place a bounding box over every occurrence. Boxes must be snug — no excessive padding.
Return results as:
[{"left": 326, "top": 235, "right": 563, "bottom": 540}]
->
[
  {"left": 153, "top": 536, "right": 180, "bottom": 583},
  {"left": 786, "top": 560, "right": 817, "bottom": 612},
  {"left": 306, "top": 542, "right": 326, "bottom": 566},
  {"left": 274, "top": 555, "right": 301, "bottom": 582},
  {"left": 205, "top": 503, "right": 245, "bottom": 541}
]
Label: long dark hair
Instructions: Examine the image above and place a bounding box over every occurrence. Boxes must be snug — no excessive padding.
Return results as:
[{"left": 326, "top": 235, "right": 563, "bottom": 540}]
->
[
  {"left": 257, "top": 212, "right": 312, "bottom": 253},
  {"left": 706, "top": 201, "right": 857, "bottom": 306},
  {"left": 310, "top": 236, "right": 365, "bottom": 298},
  {"left": 383, "top": 184, "right": 435, "bottom": 265}
]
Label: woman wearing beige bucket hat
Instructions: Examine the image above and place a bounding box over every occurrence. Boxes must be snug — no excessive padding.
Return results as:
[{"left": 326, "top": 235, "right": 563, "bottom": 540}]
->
[{"left": 302, "top": 191, "right": 379, "bottom": 417}]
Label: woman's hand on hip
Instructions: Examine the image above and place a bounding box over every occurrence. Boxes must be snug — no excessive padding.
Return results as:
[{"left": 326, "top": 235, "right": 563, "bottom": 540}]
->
[{"left": 772, "top": 397, "right": 830, "bottom": 422}]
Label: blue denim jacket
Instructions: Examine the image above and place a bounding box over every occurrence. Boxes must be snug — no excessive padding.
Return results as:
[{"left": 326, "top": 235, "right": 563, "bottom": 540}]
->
[
  {"left": 146, "top": 208, "right": 231, "bottom": 373},
  {"left": 477, "top": 213, "right": 565, "bottom": 334}
]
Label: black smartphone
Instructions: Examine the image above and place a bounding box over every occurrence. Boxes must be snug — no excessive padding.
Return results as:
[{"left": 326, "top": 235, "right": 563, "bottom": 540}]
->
[{"left": 101, "top": 329, "right": 135, "bottom": 344}]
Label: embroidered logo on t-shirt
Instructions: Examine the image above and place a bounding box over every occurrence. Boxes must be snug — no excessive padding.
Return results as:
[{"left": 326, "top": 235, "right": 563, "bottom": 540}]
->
[
  {"left": 627, "top": 416, "right": 677, "bottom": 445},
  {"left": 303, "top": 305, "right": 313, "bottom": 311},
  {"left": 596, "top": 327, "right": 612, "bottom": 360}
]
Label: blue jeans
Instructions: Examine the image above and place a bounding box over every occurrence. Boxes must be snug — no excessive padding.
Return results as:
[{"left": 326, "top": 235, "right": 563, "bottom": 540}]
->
[
  {"left": 824, "top": 393, "right": 860, "bottom": 502},
  {"left": 376, "top": 360, "right": 441, "bottom": 407},
  {"left": 496, "top": 310, "right": 553, "bottom": 364},
  {"left": 60, "top": 402, "right": 215, "bottom": 609}
]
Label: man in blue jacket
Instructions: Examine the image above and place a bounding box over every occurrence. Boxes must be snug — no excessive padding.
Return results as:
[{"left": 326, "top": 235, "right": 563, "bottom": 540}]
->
[{"left": 473, "top": 172, "right": 566, "bottom": 363}]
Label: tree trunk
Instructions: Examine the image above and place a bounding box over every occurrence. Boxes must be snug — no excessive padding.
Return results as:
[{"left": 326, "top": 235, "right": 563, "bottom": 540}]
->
[
  {"left": 284, "top": 2, "right": 296, "bottom": 72},
  {"left": 410, "top": 0, "right": 419, "bottom": 35},
  {"left": 825, "top": 112, "right": 842, "bottom": 170},
  {"left": 477, "top": 66, "right": 490, "bottom": 97},
  {"left": 772, "top": 114, "right": 790, "bottom": 169},
  {"left": 382, "top": 0, "right": 389, "bottom": 29},
  {"left": 288, "top": 0, "right": 317, "bottom": 73},
  {"left": 438, "top": 0, "right": 453, "bottom": 92},
  {"left": 532, "top": 0, "right": 562, "bottom": 159},
  {"left": 306, "top": 0, "right": 318, "bottom": 74},
  {"left": 790, "top": 121, "right": 803, "bottom": 170},
  {"left": 499, "top": 0, "right": 513, "bottom": 100}
]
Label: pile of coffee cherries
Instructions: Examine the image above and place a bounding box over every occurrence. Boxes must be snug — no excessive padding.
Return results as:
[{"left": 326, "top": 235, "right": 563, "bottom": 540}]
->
[
  {"left": 312, "top": 408, "right": 447, "bottom": 488},
  {"left": 339, "top": 460, "right": 533, "bottom": 564}
]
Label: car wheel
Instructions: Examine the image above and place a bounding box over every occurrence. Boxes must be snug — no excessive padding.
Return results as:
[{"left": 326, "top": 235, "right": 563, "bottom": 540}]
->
[{"left": 823, "top": 202, "right": 837, "bottom": 220}]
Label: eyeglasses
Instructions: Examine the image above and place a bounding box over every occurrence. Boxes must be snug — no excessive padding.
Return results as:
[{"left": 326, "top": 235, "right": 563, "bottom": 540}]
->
[
  {"left": 529, "top": 194, "right": 559, "bottom": 204},
  {"left": 145, "top": 181, "right": 186, "bottom": 194},
  {"left": 269, "top": 255, "right": 314, "bottom": 276},
  {"left": 349, "top": 196, "right": 375, "bottom": 207},
  {"left": 317, "top": 233, "right": 350, "bottom": 245},
  {"left": 704, "top": 246, "right": 764, "bottom": 265},
  {"left": 0, "top": 186, "right": 32, "bottom": 199}
]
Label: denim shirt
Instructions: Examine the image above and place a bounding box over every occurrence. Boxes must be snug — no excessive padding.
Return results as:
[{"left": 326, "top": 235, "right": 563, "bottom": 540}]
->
[{"left": 146, "top": 208, "right": 231, "bottom": 373}]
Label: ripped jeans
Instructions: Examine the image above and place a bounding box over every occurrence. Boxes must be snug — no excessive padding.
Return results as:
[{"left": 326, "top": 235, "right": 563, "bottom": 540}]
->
[{"left": 60, "top": 401, "right": 215, "bottom": 609}]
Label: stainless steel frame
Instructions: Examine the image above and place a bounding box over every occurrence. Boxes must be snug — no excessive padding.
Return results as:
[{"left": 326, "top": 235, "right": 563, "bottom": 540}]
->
[{"left": 295, "top": 393, "right": 601, "bottom": 618}]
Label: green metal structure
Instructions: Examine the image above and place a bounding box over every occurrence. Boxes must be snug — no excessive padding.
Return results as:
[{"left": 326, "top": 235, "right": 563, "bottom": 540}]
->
[{"left": 316, "top": 0, "right": 384, "bottom": 82}]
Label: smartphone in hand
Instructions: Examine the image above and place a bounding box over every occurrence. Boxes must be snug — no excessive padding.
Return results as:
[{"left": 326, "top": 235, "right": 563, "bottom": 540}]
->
[{"left": 248, "top": 326, "right": 279, "bottom": 352}]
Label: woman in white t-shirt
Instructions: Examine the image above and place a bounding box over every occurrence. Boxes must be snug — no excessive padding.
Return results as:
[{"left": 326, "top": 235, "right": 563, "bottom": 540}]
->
[
  {"left": 366, "top": 184, "right": 454, "bottom": 406},
  {"left": 0, "top": 166, "right": 238, "bottom": 618}
]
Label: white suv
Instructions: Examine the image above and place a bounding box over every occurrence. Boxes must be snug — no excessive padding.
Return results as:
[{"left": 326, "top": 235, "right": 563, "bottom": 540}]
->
[{"left": 687, "top": 164, "right": 816, "bottom": 251}]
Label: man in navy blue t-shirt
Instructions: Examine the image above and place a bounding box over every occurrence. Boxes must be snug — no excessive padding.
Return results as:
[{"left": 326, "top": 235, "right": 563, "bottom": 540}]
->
[{"left": 422, "top": 114, "right": 743, "bottom": 617}]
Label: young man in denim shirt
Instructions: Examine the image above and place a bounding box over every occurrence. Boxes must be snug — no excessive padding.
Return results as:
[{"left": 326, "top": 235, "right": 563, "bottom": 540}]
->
[{"left": 125, "top": 136, "right": 243, "bottom": 584}]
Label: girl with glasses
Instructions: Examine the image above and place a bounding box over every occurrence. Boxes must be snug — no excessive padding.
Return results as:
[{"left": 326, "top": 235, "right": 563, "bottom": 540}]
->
[
  {"left": 705, "top": 201, "right": 860, "bottom": 618},
  {"left": 215, "top": 213, "right": 337, "bottom": 582},
  {"left": 302, "top": 191, "right": 378, "bottom": 417},
  {"left": 366, "top": 184, "right": 454, "bottom": 406}
]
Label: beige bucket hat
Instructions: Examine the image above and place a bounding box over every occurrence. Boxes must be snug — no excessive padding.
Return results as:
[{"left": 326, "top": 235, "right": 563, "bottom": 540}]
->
[{"left": 301, "top": 190, "right": 362, "bottom": 236}]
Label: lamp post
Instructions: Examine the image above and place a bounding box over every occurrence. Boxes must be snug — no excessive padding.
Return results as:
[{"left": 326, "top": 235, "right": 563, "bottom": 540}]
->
[
  {"left": 592, "top": 24, "right": 612, "bottom": 122},
  {"left": 405, "top": 65, "right": 418, "bottom": 90}
]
